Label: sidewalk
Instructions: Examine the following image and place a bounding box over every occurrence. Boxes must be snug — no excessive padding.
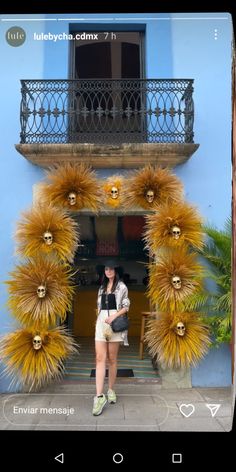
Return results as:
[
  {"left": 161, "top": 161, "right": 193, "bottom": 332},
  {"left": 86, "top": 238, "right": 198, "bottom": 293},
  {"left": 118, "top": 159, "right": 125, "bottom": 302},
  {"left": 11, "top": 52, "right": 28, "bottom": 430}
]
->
[{"left": 0, "top": 383, "right": 233, "bottom": 432}]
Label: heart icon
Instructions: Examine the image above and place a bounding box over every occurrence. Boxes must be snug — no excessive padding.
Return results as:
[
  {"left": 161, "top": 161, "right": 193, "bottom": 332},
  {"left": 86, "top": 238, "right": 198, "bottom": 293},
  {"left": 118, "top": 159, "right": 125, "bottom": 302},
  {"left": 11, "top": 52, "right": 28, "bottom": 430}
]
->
[{"left": 179, "top": 404, "right": 195, "bottom": 418}]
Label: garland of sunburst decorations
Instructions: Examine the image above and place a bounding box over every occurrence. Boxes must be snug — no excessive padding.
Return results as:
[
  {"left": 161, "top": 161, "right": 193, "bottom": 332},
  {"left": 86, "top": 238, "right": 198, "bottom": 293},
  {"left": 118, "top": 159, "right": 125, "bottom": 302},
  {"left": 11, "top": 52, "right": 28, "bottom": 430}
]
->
[
  {"left": 0, "top": 164, "right": 101, "bottom": 391},
  {"left": 38, "top": 162, "right": 103, "bottom": 212},
  {"left": 101, "top": 175, "right": 124, "bottom": 209},
  {"left": 143, "top": 177, "right": 211, "bottom": 369},
  {"left": 124, "top": 165, "right": 184, "bottom": 210}
]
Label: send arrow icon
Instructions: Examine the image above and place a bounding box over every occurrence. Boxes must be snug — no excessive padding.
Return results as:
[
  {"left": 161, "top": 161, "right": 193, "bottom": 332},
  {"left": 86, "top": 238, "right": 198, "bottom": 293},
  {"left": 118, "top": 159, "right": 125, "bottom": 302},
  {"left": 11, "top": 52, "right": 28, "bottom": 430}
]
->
[
  {"left": 55, "top": 453, "right": 64, "bottom": 464},
  {"left": 206, "top": 404, "right": 221, "bottom": 417}
]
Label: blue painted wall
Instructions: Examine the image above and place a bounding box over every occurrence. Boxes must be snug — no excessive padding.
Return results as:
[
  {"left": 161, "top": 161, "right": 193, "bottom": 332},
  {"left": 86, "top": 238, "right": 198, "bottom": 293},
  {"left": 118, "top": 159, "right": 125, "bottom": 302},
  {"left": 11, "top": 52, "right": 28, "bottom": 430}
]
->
[
  {"left": 0, "top": 16, "right": 47, "bottom": 391},
  {"left": 170, "top": 14, "right": 232, "bottom": 229},
  {"left": 0, "top": 12, "right": 233, "bottom": 390},
  {"left": 191, "top": 344, "right": 232, "bottom": 387}
]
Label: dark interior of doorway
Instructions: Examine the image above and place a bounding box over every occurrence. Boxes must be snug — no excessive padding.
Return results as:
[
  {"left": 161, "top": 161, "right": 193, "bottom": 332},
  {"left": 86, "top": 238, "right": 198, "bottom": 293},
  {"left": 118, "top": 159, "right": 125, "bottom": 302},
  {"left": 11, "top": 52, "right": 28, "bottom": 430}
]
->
[
  {"left": 75, "top": 40, "right": 140, "bottom": 79},
  {"left": 73, "top": 215, "right": 148, "bottom": 267}
]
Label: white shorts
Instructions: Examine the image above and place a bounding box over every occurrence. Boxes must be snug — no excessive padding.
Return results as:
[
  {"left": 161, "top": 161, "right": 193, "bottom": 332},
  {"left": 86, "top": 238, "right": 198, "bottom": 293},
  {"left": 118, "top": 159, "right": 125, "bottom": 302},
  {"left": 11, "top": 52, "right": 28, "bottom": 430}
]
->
[{"left": 95, "top": 309, "right": 129, "bottom": 345}]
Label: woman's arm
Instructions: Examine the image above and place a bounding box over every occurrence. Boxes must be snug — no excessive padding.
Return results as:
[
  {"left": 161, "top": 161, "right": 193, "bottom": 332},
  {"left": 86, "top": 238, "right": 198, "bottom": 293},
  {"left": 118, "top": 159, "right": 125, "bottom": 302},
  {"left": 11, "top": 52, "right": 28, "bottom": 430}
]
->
[
  {"left": 104, "top": 306, "right": 127, "bottom": 324},
  {"left": 119, "top": 283, "right": 130, "bottom": 312},
  {"left": 114, "top": 306, "right": 127, "bottom": 318},
  {"left": 97, "top": 287, "right": 102, "bottom": 313}
]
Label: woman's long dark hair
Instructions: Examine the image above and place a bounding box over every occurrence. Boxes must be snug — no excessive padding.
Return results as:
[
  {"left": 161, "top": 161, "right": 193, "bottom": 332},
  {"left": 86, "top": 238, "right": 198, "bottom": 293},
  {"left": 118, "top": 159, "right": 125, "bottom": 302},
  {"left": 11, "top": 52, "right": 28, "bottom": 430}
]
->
[{"left": 101, "top": 270, "right": 120, "bottom": 293}]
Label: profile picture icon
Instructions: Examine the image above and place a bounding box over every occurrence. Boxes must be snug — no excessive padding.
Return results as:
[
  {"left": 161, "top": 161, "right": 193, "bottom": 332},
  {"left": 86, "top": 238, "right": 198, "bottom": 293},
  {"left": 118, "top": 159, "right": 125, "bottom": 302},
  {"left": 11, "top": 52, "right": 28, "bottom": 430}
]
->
[{"left": 6, "top": 26, "right": 26, "bottom": 47}]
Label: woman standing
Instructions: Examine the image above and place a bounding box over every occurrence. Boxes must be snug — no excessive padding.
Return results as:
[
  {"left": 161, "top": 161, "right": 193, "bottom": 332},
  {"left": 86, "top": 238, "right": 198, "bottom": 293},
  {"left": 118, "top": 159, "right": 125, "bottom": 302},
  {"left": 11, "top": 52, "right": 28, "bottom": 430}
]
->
[{"left": 92, "top": 260, "right": 130, "bottom": 416}]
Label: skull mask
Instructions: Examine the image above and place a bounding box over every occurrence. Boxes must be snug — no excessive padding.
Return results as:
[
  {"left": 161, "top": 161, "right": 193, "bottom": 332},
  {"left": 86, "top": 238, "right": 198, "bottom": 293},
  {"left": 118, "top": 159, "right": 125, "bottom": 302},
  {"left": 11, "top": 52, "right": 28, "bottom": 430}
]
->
[
  {"left": 171, "top": 275, "right": 182, "bottom": 290},
  {"left": 171, "top": 225, "right": 181, "bottom": 240},
  {"left": 43, "top": 231, "right": 53, "bottom": 246},
  {"left": 33, "top": 335, "right": 42, "bottom": 350},
  {"left": 68, "top": 192, "right": 77, "bottom": 206},
  {"left": 110, "top": 186, "right": 119, "bottom": 200},
  {"left": 145, "top": 189, "right": 155, "bottom": 203},
  {"left": 37, "top": 285, "right": 46, "bottom": 298},
  {"left": 175, "top": 321, "right": 186, "bottom": 337}
]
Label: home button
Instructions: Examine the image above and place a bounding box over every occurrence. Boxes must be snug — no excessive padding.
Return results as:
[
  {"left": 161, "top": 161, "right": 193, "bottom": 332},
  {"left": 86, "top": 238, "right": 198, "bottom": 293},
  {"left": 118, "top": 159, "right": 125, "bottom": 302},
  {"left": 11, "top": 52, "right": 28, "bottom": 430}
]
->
[{"left": 113, "top": 453, "right": 124, "bottom": 464}]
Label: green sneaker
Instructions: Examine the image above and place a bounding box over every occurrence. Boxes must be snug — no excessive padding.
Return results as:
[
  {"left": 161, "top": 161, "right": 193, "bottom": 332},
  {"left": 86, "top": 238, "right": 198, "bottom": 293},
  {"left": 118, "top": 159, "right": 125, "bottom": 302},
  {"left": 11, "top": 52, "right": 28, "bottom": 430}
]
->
[
  {"left": 107, "top": 389, "right": 117, "bottom": 404},
  {"left": 92, "top": 394, "right": 107, "bottom": 416}
]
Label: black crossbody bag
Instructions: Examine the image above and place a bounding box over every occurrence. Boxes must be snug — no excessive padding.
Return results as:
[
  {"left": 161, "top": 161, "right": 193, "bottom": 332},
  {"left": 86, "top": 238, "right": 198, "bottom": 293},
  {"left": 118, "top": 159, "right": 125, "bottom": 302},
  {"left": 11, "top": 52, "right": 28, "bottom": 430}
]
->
[
  {"left": 105, "top": 293, "right": 129, "bottom": 332},
  {"left": 111, "top": 314, "right": 129, "bottom": 332}
]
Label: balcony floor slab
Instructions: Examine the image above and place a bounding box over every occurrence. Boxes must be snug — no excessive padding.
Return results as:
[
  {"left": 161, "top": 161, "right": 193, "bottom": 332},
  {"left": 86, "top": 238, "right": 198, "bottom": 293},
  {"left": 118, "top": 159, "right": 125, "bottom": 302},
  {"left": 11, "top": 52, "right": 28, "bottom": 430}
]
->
[{"left": 15, "top": 143, "right": 199, "bottom": 169}]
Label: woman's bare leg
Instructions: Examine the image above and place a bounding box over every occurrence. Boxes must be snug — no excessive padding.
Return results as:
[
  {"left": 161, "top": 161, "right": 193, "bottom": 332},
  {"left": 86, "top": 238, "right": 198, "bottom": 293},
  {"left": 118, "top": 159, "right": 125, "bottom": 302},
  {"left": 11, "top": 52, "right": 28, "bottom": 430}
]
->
[
  {"left": 95, "top": 341, "right": 107, "bottom": 396},
  {"left": 107, "top": 342, "right": 120, "bottom": 390}
]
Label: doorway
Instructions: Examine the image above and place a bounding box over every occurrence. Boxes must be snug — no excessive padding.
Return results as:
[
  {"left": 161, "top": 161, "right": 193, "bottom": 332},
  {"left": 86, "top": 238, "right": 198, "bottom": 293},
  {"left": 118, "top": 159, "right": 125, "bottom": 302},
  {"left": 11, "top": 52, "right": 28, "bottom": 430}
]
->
[
  {"left": 69, "top": 31, "right": 145, "bottom": 142},
  {"left": 72, "top": 214, "right": 149, "bottom": 337},
  {"left": 73, "top": 32, "right": 143, "bottom": 79},
  {"left": 63, "top": 214, "right": 161, "bottom": 382}
]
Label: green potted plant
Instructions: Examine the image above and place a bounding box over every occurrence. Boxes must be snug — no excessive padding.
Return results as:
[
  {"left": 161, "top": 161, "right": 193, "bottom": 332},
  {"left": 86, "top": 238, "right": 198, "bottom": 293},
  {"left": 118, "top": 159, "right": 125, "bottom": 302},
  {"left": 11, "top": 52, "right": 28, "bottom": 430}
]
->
[{"left": 186, "top": 217, "right": 232, "bottom": 347}]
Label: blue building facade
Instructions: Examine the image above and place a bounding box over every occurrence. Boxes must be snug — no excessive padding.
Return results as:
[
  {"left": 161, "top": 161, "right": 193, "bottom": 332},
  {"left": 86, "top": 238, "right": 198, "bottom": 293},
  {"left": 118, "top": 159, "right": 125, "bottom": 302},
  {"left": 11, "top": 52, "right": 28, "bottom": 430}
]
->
[{"left": 0, "top": 12, "right": 233, "bottom": 391}]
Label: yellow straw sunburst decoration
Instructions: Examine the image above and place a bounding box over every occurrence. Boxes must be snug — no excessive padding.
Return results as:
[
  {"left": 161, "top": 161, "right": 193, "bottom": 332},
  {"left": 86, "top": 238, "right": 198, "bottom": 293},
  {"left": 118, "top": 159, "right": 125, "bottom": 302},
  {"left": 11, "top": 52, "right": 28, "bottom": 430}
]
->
[
  {"left": 148, "top": 248, "right": 204, "bottom": 311},
  {"left": 39, "top": 162, "right": 102, "bottom": 211},
  {"left": 144, "top": 312, "right": 211, "bottom": 369},
  {"left": 0, "top": 326, "right": 77, "bottom": 391},
  {"left": 144, "top": 201, "right": 204, "bottom": 252},
  {"left": 102, "top": 175, "right": 124, "bottom": 208},
  {"left": 6, "top": 257, "right": 75, "bottom": 328},
  {"left": 124, "top": 165, "right": 183, "bottom": 210},
  {"left": 14, "top": 205, "right": 80, "bottom": 262}
]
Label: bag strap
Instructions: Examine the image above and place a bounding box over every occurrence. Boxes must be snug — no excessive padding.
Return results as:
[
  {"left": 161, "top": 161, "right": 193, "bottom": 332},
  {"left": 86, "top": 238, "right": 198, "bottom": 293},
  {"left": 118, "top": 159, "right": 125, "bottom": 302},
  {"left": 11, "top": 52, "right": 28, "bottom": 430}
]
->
[{"left": 105, "top": 293, "right": 110, "bottom": 317}]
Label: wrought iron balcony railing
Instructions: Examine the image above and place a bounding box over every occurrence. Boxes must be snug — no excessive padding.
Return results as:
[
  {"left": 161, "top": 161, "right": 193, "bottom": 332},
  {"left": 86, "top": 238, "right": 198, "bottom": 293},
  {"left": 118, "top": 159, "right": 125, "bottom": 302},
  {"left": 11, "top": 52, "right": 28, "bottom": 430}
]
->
[{"left": 20, "top": 79, "right": 195, "bottom": 145}]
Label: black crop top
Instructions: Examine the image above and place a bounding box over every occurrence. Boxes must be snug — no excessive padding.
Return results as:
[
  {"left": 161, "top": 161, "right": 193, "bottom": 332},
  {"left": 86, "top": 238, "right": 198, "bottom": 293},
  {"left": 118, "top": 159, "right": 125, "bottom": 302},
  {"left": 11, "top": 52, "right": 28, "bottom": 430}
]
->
[{"left": 101, "top": 293, "right": 117, "bottom": 310}]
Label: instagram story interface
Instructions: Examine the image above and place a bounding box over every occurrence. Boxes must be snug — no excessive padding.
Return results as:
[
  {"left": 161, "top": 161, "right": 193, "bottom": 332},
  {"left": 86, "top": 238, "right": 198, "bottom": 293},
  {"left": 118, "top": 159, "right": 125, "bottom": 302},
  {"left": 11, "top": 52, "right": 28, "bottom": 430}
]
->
[{"left": 0, "top": 11, "right": 234, "bottom": 432}]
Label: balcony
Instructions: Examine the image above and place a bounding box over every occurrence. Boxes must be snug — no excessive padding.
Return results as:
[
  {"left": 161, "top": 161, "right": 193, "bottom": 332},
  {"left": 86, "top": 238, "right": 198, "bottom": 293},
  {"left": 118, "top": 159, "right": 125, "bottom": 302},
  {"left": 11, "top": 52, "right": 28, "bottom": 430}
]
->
[{"left": 15, "top": 79, "right": 199, "bottom": 168}]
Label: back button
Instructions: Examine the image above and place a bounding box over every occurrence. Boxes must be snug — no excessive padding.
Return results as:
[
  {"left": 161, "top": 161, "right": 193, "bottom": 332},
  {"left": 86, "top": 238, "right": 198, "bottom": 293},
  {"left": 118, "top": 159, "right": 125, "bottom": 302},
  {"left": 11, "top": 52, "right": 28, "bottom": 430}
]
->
[{"left": 55, "top": 453, "right": 64, "bottom": 464}]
